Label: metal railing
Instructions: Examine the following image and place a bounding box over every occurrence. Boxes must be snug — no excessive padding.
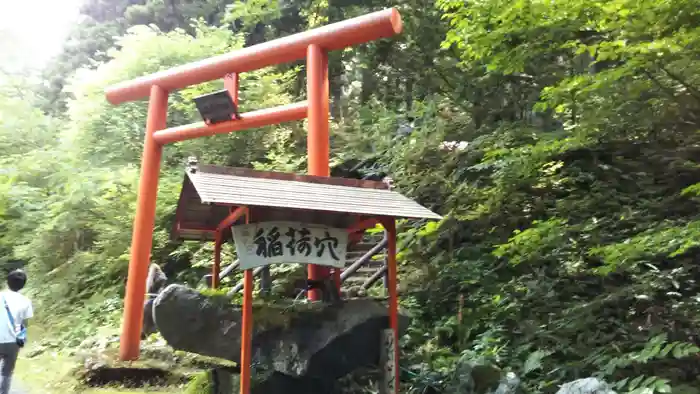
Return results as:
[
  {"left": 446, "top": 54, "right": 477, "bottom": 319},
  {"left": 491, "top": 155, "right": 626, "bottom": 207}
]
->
[{"left": 340, "top": 237, "right": 388, "bottom": 282}]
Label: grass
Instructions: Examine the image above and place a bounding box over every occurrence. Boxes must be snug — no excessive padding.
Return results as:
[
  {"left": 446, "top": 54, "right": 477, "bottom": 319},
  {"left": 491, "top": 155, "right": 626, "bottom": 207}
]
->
[
  {"left": 7, "top": 319, "right": 190, "bottom": 394},
  {"left": 15, "top": 299, "right": 230, "bottom": 393},
  {"left": 13, "top": 347, "right": 184, "bottom": 394}
]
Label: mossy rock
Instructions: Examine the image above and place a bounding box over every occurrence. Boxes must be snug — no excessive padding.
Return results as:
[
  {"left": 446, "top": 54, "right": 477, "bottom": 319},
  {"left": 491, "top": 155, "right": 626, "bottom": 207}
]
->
[
  {"left": 189, "top": 284, "right": 330, "bottom": 332},
  {"left": 73, "top": 341, "right": 196, "bottom": 388},
  {"left": 251, "top": 300, "right": 327, "bottom": 331},
  {"left": 176, "top": 351, "right": 239, "bottom": 370},
  {"left": 155, "top": 285, "right": 411, "bottom": 381}
]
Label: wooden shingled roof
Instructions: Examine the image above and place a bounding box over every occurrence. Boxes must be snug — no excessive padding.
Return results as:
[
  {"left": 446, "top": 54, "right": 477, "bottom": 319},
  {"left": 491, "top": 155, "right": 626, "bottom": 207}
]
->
[{"left": 172, "top": 163, "right": 442, "bottom": 242}]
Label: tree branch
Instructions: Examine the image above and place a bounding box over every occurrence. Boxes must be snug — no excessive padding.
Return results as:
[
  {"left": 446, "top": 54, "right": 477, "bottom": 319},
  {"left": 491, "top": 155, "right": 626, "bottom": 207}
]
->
[
  {"left": 642, "top": 68, "right": 679, "bottom": 100},
  {"left": 659, "top": 64, "right": 700, "bottom": 103}
]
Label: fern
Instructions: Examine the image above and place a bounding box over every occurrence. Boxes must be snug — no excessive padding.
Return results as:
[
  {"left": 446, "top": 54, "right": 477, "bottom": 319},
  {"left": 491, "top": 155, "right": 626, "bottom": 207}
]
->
[
  {"left": 523, "top": 350, "right": 553, "bottom": 375},
  {"left": 615, "top": 375, "right": 671, "bottom": 394},
  {"left": 598, "top": 334, "right": 700, "bottom": 374},
  {"left": 590, "top": 335, "right": 700, "bottom": 394}
]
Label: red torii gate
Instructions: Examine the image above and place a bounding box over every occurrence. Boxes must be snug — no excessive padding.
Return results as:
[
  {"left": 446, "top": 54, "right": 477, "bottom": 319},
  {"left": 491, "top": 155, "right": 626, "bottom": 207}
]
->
[{"left": 105, "top": 7, "right": 402, "bottom": 364}]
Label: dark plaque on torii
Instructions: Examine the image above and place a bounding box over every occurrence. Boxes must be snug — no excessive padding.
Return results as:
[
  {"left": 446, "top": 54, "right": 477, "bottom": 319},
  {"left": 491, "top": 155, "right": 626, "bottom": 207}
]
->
[{"left": 193, "top": 90, "right": 241, "bottom": 124}]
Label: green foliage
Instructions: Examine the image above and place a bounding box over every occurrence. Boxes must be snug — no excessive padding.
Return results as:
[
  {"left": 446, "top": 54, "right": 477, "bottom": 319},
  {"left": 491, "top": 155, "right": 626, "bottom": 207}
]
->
[
  {"left": 183, "top": 372, "right": 211, "bottom": 394},
  {"left": 493, "top": 218, "right": 571, "bottom": 266},
  {"left": 224, "top": 0, "right": 283, "bottom": 27},
  {"left": 577, "top": 333, "right": 699, "bottom": 394},
  {"left": 64, "top": 21, "right": 295, "bottom": 167},
  {"left": 380, "top": 0, "right": 700, "bottom": 392},
  {"left": 39, "top": 0, "right": 233, "bottom": 114},
  {"left": 0, "top": 11, "right": 300, "bottom": 337},
  {"left": 590, "top": 220, "right": 700, "bottom": 274},
  {"left": 4, "top": 0, "right": 700, "bottom": 393}
]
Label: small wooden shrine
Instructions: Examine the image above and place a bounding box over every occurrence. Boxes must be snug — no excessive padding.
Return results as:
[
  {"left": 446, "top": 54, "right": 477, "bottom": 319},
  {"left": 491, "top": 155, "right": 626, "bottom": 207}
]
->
[{"left": 173, "top": 161, "right": 441, "bottom": 393}]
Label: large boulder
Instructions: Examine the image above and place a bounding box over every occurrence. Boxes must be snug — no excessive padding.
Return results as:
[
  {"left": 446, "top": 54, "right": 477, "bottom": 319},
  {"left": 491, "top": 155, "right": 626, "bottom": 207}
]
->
[
  {"left": 255, "top": 296, "right": 409, "bottom": 380},
  {"left": 153, "top": 284, "right": 410, "bottom": 381},
  {"left": 154, "top": 285, "right": 243, "bottom": 361}
]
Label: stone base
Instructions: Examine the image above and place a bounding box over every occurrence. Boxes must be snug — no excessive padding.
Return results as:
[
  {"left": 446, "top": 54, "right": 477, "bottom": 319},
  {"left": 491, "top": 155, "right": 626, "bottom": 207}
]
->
[{"left": 153, "top": 284, "right": 410, "bottom": 386}]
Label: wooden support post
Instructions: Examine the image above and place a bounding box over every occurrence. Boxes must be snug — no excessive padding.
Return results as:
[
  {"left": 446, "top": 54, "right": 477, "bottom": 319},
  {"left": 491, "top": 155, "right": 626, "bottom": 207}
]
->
[
  {"left": 383, "top": 219, "right": 400, "bottom": 393},
  {"left": 306, "top": 43, "right": 332, "bottom": 301},
  {"left": 240, "top": 212, "right": 253, "bottom": 394},
  {"left": 212, "top": 231, "right": 222, "bottom": 289},
  {"left": 334, "top": 268, "right": 342, "bottom": 293},
  {"left": 213, "top": 206, "right": 247, "bottom": 290},
  {"left": 382, "top": 228, "right": 389, "bottom": 291},
  {"left": 379, "top": 329, "right": 397, "bottom": 394},
  {"left": 120, "top": 85, "right": 168, "bottom": 361},
  {"left": 224, "top": 73, "right": 239, "bottom": 105},
  {"left": 260, "top": 267, "right": 271, "bottom": 296}
]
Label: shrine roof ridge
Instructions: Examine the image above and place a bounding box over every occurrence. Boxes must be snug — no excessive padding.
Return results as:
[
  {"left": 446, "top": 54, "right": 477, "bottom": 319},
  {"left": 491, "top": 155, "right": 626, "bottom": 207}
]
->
[
  {"left": 184, "top": 164, "right": 442, "bottom": 221},
  {"left": 191, "top": 164, "right": 390, "bottom": 189}
]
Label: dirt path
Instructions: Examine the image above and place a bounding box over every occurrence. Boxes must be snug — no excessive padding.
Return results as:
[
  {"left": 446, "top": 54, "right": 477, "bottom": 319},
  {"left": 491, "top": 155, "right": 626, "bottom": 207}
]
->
[{"left": 10, "top": 381, "right": 27, "bottom": 394}]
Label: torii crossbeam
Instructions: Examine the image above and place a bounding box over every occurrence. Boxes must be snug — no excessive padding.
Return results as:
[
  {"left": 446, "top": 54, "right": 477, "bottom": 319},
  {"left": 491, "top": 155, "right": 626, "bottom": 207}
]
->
[{"left": 105, "top": 8, "right": 402, "bottom": 367}]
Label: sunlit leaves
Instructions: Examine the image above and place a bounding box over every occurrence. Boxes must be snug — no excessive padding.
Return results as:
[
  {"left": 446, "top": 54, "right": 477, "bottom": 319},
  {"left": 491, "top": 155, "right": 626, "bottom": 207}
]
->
[
  {"left": 523, "top": 349, "right": 553, "bottom": 375},
  {"left": 493, "top": 218, "right": 571, "bottom": 266},
  {"left": 590, "top": 220, "right": 700, "bottom": 274},
  {"left": 64, "top": 23, "right": 247, "bottom": 166},
  {"left": 223, "top": 0, "right": 282, "bottom": 28}
]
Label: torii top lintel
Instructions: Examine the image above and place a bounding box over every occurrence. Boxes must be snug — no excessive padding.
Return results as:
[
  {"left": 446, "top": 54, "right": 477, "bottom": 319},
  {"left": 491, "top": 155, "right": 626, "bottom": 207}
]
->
[{"left": 105, "top": 8, "right": 402, "bottom": 105}]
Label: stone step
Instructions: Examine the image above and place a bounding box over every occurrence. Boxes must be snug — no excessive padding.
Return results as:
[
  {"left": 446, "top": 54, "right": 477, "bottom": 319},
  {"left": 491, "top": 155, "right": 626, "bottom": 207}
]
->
[
  {"left": 342, "top": 276, "right": 371, "bottom": 285},
  {"left": 343, "top": 266, "right": 387, "bottom": 276},
  {"left": 343, "top": 261, "right": 384, "bottom": 271},
  {"left": 344, "top": 239, "right": 386, "bottom": 270},
  {"left": 347, "top": 243, "right": 385, "bottom": 253},
  {"left": 340, "top": 265, "right": 389, "bottom": 287},
  {"left": 344, "top": 254, "right": 384, "bottom": 263},
  {"left": 341, "top": 274, "right": 397, "bottom": 288},
  {"left": 345, "top": 250, "right": 384, "bottom": 258}
]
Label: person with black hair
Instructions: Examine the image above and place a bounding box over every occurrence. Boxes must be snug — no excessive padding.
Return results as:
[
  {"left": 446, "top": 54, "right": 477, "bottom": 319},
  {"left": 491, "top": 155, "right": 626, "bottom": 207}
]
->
[{"left": 0, "top": 269, "right": 33, "bottom": 394}]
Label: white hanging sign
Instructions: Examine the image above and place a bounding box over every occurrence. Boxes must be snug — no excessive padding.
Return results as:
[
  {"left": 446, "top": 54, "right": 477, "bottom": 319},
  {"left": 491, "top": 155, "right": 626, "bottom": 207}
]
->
[{"left": 231, "top": 221, "right": 348, "bottom": 270}]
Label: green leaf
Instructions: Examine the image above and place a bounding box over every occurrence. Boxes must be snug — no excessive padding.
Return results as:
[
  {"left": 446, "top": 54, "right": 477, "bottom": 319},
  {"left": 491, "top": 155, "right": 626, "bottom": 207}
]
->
[
  {"left": 523, "top": 349, "right": 552, "bottom": 374},
  {"left": 673, "top": 344, "right": 684, "bottom": 359},
  {"left": 659, "top": 343, "right": 674, "bottom": 357},
  {"left": 629, "top": 375, "right": 645, "bottom": 391}
]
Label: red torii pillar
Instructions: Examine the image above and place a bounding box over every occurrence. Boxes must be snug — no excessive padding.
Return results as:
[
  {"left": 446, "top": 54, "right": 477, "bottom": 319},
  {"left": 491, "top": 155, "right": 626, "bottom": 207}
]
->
[
  {"left": 104, "top": 8, "right": 402, "bottom": 380},
  {"left": 306, "top": 43, "right": 334, "bottom": 298},
  {"left": 210, "top": 73, "right": 241, "bottom": 290}
]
